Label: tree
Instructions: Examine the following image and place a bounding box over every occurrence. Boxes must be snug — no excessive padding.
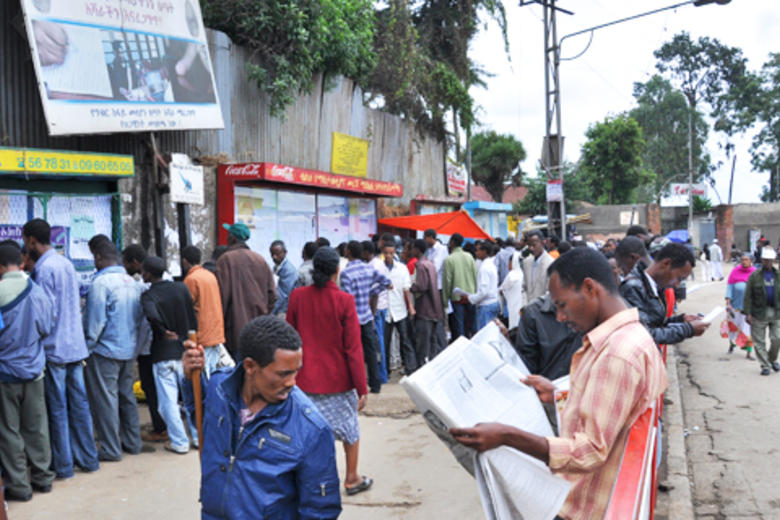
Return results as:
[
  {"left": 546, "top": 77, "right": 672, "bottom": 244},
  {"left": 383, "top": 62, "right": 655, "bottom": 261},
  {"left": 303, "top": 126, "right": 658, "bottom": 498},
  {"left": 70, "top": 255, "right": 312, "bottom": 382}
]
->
[
  {"left": 748, "top": 54, "right": 780, "bottom": 202},
  {"left": 580, "top": 115, "right": 654, "bottom": 205},
  {"left": 470, "top": 131, "right": 525, "bottom": 202},
  {"left": 514, "top": 162, "right": 592, "bottom": 216},
  {"left": 629, "top": 75, "right": 712, "bottom": 202},
  {"left": 201, "top": 0, "right": 377, "bottom": 117}
]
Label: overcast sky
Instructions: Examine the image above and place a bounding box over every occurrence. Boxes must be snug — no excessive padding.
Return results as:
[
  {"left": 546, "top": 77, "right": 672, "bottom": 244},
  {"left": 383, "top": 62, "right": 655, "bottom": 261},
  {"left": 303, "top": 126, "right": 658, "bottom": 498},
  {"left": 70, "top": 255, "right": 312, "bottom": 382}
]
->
[{"left": 469, "top": 0, "right": 779, "bottom": 205}]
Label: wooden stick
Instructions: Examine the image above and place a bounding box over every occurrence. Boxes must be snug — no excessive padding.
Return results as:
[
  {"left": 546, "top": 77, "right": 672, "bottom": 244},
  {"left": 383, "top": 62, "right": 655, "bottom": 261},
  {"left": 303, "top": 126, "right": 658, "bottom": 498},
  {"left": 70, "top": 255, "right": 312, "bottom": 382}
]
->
[{"left": 188, "top": 330, "right": 203, "bottom": 457}]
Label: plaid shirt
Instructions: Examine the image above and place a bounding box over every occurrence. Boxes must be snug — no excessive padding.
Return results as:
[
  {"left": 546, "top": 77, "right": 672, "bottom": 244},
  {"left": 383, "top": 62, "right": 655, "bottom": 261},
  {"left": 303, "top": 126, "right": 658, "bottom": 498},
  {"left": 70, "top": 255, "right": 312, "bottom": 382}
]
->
[
  {"left": 340, "top": 260, "right": 391, "bottom": 325},
  {"left": 547, "top": 308, "right": 667, "bottom": 519}
]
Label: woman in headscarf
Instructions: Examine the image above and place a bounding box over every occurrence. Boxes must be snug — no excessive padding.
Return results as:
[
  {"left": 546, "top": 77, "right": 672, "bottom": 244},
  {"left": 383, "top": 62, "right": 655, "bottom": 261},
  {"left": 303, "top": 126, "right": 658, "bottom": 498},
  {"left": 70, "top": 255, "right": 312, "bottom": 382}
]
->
[
  {"left": 499, "top": 251, "right": 525, "bottom": 330},
  {"left": 286, "top": 247, "right": 374, "bottom": 495},
  {"left": 724, "top": 252, "right": 756, "bottom": 358}
]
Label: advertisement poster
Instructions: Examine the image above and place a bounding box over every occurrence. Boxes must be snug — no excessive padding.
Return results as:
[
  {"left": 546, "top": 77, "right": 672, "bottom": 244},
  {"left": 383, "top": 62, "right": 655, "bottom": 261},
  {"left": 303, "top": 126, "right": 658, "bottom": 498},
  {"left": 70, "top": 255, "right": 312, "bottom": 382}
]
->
[
  {"left": 331, "top": 132, "right": 369, "bottom": 178},
  {"left": 20, "top": 0, "right": 224, "bottom": 136},
  {"left": 446, "top": 160, "right": 467, "bottom": 196}
]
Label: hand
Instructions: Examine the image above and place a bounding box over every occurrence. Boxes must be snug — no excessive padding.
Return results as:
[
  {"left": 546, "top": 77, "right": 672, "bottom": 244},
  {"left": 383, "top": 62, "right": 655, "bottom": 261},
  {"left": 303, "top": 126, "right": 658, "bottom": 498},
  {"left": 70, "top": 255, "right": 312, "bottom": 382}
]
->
[
  {"left": 449, "top": 423, "right": 507, "bottom": 453},
  {"left": 182, "top": 340, "right": 204, "bottom": 380},
  {"left": 683, "top": 314, "right": 700, "bottom": 323},
  {"left": 33, "top": 20, "right": 68, "bottom": 66},
  {"left": 492, "top": 318, "right": 509, "bottom": 339},
  {"left": 408, "top": 307, "right": 416, "bottom": 317},
  {"left": 521, "top": 374, "right": 555, "bottom": 404},
  {"left": 690, "top": 320, "right": 710, "bottom": 336},
  {"left": 357, "top": 394, "right": 367, "bottom": 412},
  {"left": 164, "top": 330, "right": 179, "bottom": 340},
  {"left": 746, "top": 315, "right": 753, "bottom": 325}
]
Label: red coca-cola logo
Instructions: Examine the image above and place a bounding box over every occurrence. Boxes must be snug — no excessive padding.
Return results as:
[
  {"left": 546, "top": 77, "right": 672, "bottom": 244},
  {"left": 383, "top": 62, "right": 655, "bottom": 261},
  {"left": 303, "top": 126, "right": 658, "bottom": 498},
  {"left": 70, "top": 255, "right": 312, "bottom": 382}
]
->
[{"left": 224, "top": 163, "right": 262, "bottom": 177}]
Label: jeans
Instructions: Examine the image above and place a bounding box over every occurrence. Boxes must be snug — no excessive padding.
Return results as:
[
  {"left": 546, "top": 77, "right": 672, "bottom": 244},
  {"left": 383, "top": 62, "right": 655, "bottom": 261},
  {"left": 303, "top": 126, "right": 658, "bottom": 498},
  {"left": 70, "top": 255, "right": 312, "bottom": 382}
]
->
[
  {"left": 414, "top": 317, "right": 446, "bottom": 365},
  {"left": 138, "top": 354, "right": 165, "bottom": 434},
  {"left": 384, "top": 317, "right": 418, "bottom": 374},
  {"left": 153, "top": 360, "right": 197, "bottom": 451},
  {"left": 374, "top": 309, "right": 389, "bottom": 383},
  {"left": 360, "top": 323, "right": 382, "bottom": 393},
  {"left": 84, "top": 354, "right": 142, "bottom": 461},
  {"left": 45, "top": 361, "right": 100, "bottom": 478},
  {"left": 475, "top": 302, "right": 500, "bottom": 331},
  {"left": 451, "top": 301, "right": 476, "bottom": 340}
]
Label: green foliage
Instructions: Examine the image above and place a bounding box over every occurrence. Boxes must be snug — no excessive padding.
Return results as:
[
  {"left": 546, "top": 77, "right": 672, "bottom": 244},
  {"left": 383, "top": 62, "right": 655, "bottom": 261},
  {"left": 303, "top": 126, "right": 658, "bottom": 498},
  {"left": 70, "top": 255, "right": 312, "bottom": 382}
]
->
[
  {"left": 200, "top": 0, "right": 376, "bottom": 116},
  {"left": 514, "top": 163, "right": 592, "bottom": 216},
  {"left": 693, "top": 195, "right": 713, "bottom": 213},
  {"left": 470, "top": 131, "right": 526, "bottom": 202},
  {"left": 747, "top": 53, "right": 780, "bottom": 202},
  {"left": 580, "top": 115, "right": 654, "bottom": 205},
  {"left": 629, "top": 75, "right": 711, "bottom": 201}
]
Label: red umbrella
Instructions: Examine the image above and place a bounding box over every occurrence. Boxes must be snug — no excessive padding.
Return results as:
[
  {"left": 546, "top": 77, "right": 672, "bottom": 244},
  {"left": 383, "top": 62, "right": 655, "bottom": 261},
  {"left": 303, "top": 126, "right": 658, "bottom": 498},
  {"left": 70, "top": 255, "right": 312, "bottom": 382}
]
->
[{"left": 378, "top": 210, "right": 492, "bottom": 240}]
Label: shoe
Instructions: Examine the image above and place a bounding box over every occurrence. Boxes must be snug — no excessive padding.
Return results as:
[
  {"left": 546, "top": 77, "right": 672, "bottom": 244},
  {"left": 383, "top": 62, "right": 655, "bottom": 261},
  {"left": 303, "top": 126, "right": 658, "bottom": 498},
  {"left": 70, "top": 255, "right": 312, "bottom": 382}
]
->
[
  {"left": 728, "top": 344, "right": 735, "bottom": 354},
  {"left": 142, "top": 430, "right": 169, "bottom": 443},
  {"left": 761, "top": 368, "right": 771, "bottom": 376},
  {"left": 345, "top": 476, "right": 374, "bottom": 496},
  {"left": 163, "top": 441, "right": 189, "bottom": 455},
  {"left": 32, "top": 483, "right": 52, "bottom": 493},
  {"left": 772, "top": 362, "right": 780, "bottom": 372},
  {"left": 4, "top": 490, "right": 32, "bottom": 502}
]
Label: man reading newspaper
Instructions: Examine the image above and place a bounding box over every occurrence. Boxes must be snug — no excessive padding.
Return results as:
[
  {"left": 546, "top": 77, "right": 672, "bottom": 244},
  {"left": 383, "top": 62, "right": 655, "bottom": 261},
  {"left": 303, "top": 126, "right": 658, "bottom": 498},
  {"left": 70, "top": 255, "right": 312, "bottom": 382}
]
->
[{"left": 451, "top": 248, "right": 667, "bottom": 519}]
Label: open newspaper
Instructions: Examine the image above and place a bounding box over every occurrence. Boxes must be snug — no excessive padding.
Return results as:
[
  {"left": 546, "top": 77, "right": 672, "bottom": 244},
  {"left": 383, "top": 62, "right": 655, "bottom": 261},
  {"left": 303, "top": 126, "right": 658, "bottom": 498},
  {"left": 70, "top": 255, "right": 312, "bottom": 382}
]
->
[{"left": 401, "top": 323, "right": 571, "bottom": 520}]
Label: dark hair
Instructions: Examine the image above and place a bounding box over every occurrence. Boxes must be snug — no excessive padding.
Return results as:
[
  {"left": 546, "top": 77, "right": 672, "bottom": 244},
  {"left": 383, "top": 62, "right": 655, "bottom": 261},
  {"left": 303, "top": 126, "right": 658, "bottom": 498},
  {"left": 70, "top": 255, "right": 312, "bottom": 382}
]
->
[
  {"left": 625, "top": 225, "right": 648, "bottom": 237},
  {"left": 0, "top": 245, "right": 22, "bottom": 267},
  {"left": 413, "top": 238, "right": 427, "bottom": 254},
  {"left": 346, "top": 240, "right": 362, "bottom": 260},
  {"left": 505, "top": 236, "right": 515, "bottom": 247},
  {"left": 22, "top": 219, "right": 51, "bottom": 245},
  {"left": 549, "top": 234, "right": 560, "bottom": 247},
  {"left": 211, "top": 245, "right": 228, "bottom": 261},
  {"left": 655, "top": 242, "right": 696, "bottom": 268},
  {"left": 122, "top": 244, "right": 147, "bottom": 264},
  {"left": 238, "top": 316, "right": 302, "bottom": 367},
  {"left": 423, "top": 229, "right": 437, "bottom": 239},
  {"left": 548, "top": 247, "right": 618, "bottom": 294},
  {"left": 0, "top": 239, "right": 21, "bottom": 250},
  {"left": 615, "top": 236, "right": 647, "bottom": 261},
  {"left": 92, "top": 239, "right": 119, "bottom": 262},
  {"left": 450, "top": 233, "right": 464, "bottom": 247},
  {"left": 315, "top": 237, "right": 331, "bottom": 248},
  {"left": 88, "top": 234, "right": 112, "bottom": 252},
  {"left": 336, "top": 242, "right": 347, "bottom": 257},
  {"left": 312, "top": 247, "right": 340, "bottom": 288},
  {"left": 360, "top": 240, "right": 375, "bottom": 256},
  {"left": 380, "top": 233, "right": 396, "bottom": 249},
  {"left": 463, "top": 241, "right": 476, "bottom": 258},
  {"left": 557, "top": 241, "right": 572, "bottom": 255},
  {"left": 182, "top": 245, "right": 201, "bottom": 265},
  {"left": 270, "top": 239, "right": 286, "bottom": 252},
  {"left": 527, "top": 230, "right": 544, "bottom": 242},
  {"left": 302, "top": 241, "right": 318, "bottom": 260},
  {"left": 141, "top": 256, "right": 166, "bottom": 278}
]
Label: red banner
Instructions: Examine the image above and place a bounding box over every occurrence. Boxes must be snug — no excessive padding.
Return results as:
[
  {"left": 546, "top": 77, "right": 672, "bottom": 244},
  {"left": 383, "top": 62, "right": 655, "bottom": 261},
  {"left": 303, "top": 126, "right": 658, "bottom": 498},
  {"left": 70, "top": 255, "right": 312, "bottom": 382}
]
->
[{"left": 219, "top": 162, "right": 403, "bottom": 197}]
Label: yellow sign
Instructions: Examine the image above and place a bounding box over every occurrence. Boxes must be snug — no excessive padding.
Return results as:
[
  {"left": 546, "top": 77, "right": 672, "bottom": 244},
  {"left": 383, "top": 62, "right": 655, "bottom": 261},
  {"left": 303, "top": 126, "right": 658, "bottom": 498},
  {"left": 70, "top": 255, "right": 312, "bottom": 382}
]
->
[
  {"left": 0, "top": 147, "right": 134, "bottom": 177},
  {"left": 330, "top": 132, "right": 369, "bottom": 178}
]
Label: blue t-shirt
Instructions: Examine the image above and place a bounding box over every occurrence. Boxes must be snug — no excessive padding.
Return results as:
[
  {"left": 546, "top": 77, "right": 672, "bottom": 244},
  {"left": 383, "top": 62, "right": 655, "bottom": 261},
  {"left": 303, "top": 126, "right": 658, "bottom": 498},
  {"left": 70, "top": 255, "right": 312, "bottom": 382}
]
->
[{"left": 764, "top": 270, "right": 775, "bottom": 307}]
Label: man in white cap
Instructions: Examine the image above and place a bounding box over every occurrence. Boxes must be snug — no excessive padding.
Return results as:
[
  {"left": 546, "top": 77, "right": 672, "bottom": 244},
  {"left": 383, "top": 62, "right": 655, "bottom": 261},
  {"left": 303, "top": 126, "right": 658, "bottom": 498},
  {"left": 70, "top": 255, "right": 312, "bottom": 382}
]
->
[
  {"left": 710, "top": 238, "right": 724, "bottom": 281},
  {"left": 744, "top": 247, "right": 780, "bottom": 375}
]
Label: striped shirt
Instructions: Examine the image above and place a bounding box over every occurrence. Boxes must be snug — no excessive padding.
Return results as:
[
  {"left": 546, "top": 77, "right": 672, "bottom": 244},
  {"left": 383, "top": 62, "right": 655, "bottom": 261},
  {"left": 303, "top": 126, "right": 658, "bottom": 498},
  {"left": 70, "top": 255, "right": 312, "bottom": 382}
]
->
[
  {"left": 339, "top": 260, "right": 391, "bottom": 325},
  {"left": 547, "top": 307, "right": 667, "bottom": 519}
]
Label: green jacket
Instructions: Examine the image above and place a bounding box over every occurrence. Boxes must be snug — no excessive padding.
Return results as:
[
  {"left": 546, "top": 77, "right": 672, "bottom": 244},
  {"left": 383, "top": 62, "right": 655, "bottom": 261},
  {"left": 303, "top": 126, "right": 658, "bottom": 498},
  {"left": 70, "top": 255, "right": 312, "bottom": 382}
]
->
[
  {"left": 442, "top": 247, "right": 477, "bottom": 304},
  {"left": 743, "top": 267, "right": 780, "bottom": 320}
]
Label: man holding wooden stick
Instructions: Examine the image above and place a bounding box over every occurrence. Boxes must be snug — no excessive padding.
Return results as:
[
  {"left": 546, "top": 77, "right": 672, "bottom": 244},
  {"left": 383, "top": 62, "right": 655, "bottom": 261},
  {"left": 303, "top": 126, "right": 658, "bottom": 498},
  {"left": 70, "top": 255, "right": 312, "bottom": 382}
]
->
[{"left": 182, "top": 316, "right": 341, "bottom": 519}]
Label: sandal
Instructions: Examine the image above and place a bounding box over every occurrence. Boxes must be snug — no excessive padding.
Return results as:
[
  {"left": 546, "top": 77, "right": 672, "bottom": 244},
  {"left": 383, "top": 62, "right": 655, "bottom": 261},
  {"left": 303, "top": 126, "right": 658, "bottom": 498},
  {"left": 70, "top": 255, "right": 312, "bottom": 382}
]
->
[{"left": 345, "top": 476, "right": 374, "bottom": 496}]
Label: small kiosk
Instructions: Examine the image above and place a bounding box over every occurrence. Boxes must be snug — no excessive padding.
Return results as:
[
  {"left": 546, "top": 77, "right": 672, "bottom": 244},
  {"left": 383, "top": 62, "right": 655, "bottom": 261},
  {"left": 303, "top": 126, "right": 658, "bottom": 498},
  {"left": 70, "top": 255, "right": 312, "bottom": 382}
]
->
[{"left": 461, "top": 201, "right": 513, "bottom": 239}]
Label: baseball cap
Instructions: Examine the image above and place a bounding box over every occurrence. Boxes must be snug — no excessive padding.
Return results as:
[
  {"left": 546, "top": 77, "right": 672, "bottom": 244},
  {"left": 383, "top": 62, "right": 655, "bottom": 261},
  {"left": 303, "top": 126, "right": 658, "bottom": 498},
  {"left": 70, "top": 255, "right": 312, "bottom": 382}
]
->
[
  {"left": 222, "top": 222, "right": 250, "bottom": 241},
  {"left": 761, "top": 247, "right": 776, "bottom": 260}
]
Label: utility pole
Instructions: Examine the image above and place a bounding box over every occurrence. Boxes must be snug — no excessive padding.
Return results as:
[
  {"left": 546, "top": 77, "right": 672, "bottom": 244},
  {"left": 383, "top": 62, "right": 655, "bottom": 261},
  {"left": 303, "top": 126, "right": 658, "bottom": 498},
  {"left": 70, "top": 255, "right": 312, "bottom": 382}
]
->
[{"left": 688, "top": 101, "right": 694, "bottom": 240}]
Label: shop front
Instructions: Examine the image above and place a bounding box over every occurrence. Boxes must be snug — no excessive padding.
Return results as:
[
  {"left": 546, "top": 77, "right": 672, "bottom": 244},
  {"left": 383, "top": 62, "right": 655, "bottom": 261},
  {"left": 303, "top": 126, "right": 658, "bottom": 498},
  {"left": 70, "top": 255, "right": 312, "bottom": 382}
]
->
[
  {"left": 217, "top": 162, "right": 403, "bottom": 262},
  {"left": 0, "top": 147, "right": 133, "bottom": 288}
]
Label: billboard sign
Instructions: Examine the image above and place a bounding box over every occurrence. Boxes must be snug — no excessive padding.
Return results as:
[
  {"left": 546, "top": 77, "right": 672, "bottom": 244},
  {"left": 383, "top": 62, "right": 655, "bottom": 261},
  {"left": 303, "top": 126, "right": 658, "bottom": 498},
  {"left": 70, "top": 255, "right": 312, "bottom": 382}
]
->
[
  {"left": 670, "top": 183, "right": 708, "bottom": 197},
  {"left": 446, "top": 160, "right": 467, "bottom": 196},
  {"left": 20, "top": 0, "right": 224, "bottom": 136}
]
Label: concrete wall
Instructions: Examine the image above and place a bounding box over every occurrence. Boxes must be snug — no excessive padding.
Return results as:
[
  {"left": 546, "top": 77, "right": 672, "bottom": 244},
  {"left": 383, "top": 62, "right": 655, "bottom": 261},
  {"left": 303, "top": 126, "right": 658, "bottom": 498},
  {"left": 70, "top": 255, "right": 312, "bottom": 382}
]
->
[
  {"left": 732, "top": 202, "right": 780, "bottom": 252},
  {"left": 571, "top": 203, "right": 653, "bottom": 239}
]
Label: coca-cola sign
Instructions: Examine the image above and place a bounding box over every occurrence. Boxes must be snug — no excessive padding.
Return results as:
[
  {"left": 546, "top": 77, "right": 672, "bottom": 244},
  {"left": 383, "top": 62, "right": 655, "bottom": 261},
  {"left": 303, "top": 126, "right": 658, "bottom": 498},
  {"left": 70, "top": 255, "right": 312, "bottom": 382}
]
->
[{"left": 224, "top": 163, "right": 263, "bottom": 177}]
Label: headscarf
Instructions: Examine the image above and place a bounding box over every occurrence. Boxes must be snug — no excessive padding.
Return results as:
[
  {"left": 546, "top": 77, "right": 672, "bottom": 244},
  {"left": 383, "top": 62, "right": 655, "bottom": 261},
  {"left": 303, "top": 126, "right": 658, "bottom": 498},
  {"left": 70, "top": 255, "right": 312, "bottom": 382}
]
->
[
  {"left": 727, "top": 254, "right": 755, "bottom": 285},
  {"left": 312, "top": 246, "right": 340, "bottom": 287}
]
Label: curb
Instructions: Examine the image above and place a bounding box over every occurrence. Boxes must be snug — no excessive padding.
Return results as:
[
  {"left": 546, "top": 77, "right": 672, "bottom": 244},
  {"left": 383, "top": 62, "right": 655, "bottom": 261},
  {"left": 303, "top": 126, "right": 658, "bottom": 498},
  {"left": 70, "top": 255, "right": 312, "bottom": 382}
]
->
[{"left": 662, "top": 345, "right": 695, "bottom": 520}]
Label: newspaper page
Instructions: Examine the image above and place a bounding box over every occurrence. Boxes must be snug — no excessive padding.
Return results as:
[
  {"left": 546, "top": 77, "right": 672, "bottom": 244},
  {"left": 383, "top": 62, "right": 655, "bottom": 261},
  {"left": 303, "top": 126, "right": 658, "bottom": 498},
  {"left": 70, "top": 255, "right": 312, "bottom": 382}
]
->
[{"left": 401, "top": 322, "right": 571, "bottom": 519}]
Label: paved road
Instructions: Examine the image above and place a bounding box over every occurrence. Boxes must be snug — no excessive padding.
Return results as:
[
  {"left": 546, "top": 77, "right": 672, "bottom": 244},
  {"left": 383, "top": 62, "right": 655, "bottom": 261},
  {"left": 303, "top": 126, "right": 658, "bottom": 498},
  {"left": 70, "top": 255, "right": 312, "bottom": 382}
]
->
[
  {"left": 6, "top": 379, "right": 481, "bottom": 519},
  {"left": 675, "top": 270, "right": 780, "bottom": 519}
]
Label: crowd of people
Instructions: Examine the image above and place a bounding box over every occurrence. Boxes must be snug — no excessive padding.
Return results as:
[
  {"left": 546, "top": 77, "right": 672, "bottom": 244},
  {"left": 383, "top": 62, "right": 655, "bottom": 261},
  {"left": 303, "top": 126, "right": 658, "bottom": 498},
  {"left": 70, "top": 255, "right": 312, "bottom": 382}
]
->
[{"left": 1, "top": 214, "right": 774, "bottom": 519}]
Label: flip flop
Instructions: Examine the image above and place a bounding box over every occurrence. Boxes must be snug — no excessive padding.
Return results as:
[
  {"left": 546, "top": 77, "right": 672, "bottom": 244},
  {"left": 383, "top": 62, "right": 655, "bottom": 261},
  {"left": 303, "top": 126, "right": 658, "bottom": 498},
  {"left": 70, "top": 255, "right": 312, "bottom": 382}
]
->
[{"left": 345, "top": 476, "right": 373, "bottom": 496}]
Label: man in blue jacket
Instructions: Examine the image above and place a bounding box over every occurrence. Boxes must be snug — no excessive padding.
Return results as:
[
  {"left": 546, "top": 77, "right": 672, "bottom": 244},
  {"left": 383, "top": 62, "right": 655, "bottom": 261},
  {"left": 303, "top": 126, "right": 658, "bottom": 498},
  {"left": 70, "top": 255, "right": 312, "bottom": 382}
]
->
[
  {"left": 0, "top": 244, "right": 56, "bottom": 501},
  {"left": 182, "top": 315, "right": 341, "bottom": 519},
  {"left": 84, "top": 237, "right": 144, "bottom": 461}
]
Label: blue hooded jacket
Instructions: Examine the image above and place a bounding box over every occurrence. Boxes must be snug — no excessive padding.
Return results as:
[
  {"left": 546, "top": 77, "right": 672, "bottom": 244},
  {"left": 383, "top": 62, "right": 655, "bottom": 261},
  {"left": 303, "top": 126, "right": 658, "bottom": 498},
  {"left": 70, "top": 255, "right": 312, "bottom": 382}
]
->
[
  {"left": 187, "top": 363, "right": 341, "bottom": 520},
  {"left": 0, "top": 278, "right": 53, "bottom": 382}
]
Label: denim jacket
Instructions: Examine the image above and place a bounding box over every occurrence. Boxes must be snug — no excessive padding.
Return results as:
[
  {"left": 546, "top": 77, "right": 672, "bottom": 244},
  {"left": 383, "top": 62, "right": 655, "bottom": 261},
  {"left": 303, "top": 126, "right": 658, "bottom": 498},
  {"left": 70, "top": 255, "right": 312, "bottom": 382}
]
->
[
  {"left": 84, "top": 265, "right": 142, "bottom": 360},
  {"left": 186, "top": 363, "right": 341, "bottom": 520},
  {"left": 0, "top": 279, "right": 53, "bottom": 381}
]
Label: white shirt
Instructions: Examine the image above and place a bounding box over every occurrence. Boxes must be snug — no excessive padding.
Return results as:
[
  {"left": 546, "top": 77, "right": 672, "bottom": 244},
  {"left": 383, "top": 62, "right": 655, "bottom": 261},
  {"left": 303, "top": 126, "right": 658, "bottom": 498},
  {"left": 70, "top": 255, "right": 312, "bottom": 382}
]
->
[
  {"left": 383, "top": 260, "right": 411, "bottom": 322},
  {"left": 644, "top": 270, "right": 659, "bottom": 298},
  {"left": 371, "top": 257, "right": 390, "bottom": 310},
  {"left": 469, "top": 256, "right": 499, "bottom": 307},
  {"left": 425, "top": 240, "right": 448, "bottom": 288}
]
